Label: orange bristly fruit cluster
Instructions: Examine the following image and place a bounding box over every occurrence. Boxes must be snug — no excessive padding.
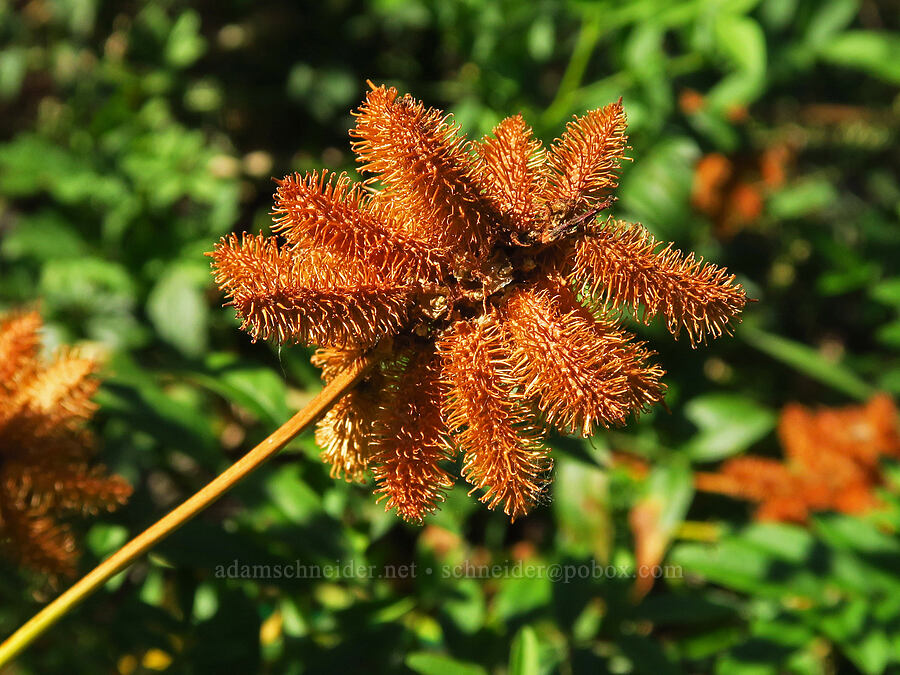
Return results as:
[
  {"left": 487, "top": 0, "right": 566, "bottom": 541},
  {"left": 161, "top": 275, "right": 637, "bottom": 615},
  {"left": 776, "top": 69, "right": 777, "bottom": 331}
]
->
[
  {"left": 696, "top": 394, "right": 900, "bottom": 523},
  {"left": 211, "top": 84, "right": 747, "bottom": 523},
  {"left": 0, "top": 310, "right": 131, "bottom": 577}
]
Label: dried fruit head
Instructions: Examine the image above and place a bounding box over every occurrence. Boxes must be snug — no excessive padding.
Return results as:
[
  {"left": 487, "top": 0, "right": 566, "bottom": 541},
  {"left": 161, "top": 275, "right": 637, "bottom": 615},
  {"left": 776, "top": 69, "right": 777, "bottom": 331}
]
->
[{"left": 211, "top": 84, "right": 747, "bottom": 523}]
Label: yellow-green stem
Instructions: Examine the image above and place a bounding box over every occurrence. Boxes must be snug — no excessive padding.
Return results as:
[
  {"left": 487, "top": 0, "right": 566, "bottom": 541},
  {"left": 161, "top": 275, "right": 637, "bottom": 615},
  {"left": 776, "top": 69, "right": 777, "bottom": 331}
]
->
[{"left": 0, "top": 348, "right": 382, "bottom": 667}]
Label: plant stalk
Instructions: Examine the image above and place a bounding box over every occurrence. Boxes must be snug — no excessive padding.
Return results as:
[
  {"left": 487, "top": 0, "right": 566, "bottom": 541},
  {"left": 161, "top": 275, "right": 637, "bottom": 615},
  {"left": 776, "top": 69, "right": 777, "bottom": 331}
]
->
[{"left": 0, "top": 347, "right": 382, "bottom": 666}]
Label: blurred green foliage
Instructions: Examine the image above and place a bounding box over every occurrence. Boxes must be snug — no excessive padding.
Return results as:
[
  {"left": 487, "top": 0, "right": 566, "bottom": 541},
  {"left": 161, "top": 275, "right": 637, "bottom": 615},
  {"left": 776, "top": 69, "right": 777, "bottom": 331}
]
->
[{"left": 0, "top": 0, "right": 898, "bottom": 673}]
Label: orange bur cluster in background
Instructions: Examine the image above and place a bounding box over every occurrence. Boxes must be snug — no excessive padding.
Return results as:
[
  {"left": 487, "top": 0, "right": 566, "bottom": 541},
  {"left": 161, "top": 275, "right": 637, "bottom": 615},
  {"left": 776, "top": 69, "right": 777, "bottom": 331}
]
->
[
  {"left": 696, "top": 394, "right": 900, "bottom": 523},
  {"left": 0, "top": 310, "right": 131, "bottom": 578}
]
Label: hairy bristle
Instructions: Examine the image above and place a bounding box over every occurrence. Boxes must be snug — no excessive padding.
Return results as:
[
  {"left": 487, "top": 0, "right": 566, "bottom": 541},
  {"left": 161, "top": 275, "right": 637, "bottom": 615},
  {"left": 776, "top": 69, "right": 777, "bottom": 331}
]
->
[
  {"left": 351, "top": 85, "right": 498, "bottom": 263},
  {"left": 474, "top": 114, "right": 549, "bottom": 240},
  {"left": 545, "top": 101, "right": 627, "bottom": 217},
  {"left": 315, "top": 391, "right": 379, "bottom": 483},
  {"left": 272, "top": 170, "right": 446, "bottom": 284},
  {"left": 13, "top": 350, "right": 99, "bottom": 428},
  {"left": 0, "top": 311, "right": 42, "bottom": 395},
  {"left": 210, "top": 233, "right": 414, "bottom": 348},
  {"left": 0, "top": 497, "right": 79, "bottom": 577},
  {"left": 500, "top": 281, "right": 665, "bottom": 436},
  {"left": 571, "top": 218, "right": 747, "bottom": 345},
  {"left": 439, "top": 314, "right": 551, "bottom": 520},
  {"left": 370, "top": 348, "right": 454, "bottom": 523},
  {"left": 312, "top": 347, "right": 388, "bottom": 481}
]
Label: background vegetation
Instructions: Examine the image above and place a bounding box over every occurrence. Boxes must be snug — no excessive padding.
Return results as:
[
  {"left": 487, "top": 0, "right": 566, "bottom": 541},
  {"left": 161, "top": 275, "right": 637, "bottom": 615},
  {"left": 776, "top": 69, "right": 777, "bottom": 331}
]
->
[{"left": 0, "top": 0, "right": 898, "bottom": 672}]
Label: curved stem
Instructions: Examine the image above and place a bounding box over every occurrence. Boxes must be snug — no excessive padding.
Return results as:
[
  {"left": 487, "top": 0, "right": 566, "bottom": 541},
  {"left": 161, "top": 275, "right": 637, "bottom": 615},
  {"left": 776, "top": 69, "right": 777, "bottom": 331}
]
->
[{"left": 0, "top": 347, "right": 383, "bottom": 666}]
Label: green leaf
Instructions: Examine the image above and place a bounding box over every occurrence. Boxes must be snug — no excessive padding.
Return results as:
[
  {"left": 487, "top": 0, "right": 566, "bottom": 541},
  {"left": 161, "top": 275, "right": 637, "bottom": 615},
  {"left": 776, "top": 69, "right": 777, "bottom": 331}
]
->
[
  {"left": 406, "top": 652, "right": 488, "bottom": 675},
  {"left": 509, "top": 626, "right": 541, "bottom": 675},
  {"left": 85, "top": 524, "right": 129, "bottom": 557},
  {"left": 740, "top": 326, "right": 873, "bottom": 400},
  {"left": 264, "top": 464, "right": 325, "bottom": 525},
  {"left": 804, "top": 0, "right": 859, "bottom": 49},
  {"left": 880, "top": 367, "right": 900, "bottom": 395},
  {"left": 871, "top": 278, "right": 900, "bottom": 306},
  {"left": 527, "top": 15, "right": 555, "bottom": 62},
  {"left": 767, "top": 179, "right": 838, "bottom": 219},
  {"left": 684, "top": 394, "right": 776, "bottom": 462},
  {"left": 491, "top": 573, "right": 552, "bottom": 623},
  {"left": 165, "top": 10, "right": 206, "bottom": 68},
  {"left": 553, "top": 454, "right": 612, "bottom": 561},
  {"left": 0, "top": 211, "right": 87, "bottom": 261},
  {"left": 618, "top": 136, "right": 699, "bottom": 238},
  {"left": 0, "top": 47, "right": 27, "bottom": 100},
  {"left": 441, "top": 579, "right": 486, "bottom": 634},
  {"left": 147, "top": 264, "right": 209, "bottom": 358},
  {"left": 189, "top": 353, "right": 290, "bottom": 426},
  {"left": 646, "top": 457, "right": 694, "bottom": 538},
  {"left": 820, "top": 31, "right": 900, "bottom": 84},
  {"left": 707, "top": 14, "right": 767, "bottom": 111},
  {"left": 876, "top": 320, "right": 900, "bottom": 349}
]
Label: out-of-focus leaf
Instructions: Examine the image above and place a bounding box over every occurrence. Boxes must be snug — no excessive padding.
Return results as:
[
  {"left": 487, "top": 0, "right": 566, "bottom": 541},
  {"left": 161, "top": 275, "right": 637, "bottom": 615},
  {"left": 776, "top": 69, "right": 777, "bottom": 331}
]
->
[
  {"left": 618, "top": 633, "right": 681, "bottom": 675},
  {"left": 85, "top": 524, "right": 129, "bottom": 557},
  {"left": 264, "top": 464, "right": 325, "bottom": 525},
  {"left": 509, "top": 626, "right": 540, "bottom": 675},
  {"left": 820, "top": 31, "right": 900, "bottom": 84},
  {"left": 189, "top": 352, "right": 290, "bottom": 426},
  {"left": 491, "top": 573, "right": 552, "bottom": 623},
  {"left": 804, "top": 0, "right": 859, "bottom": 49},
  {"left": 880, "top": 368, "right": 900, "bottom": 395},
  {"left": 406, "top": 652, "right": 488, "bottom": 675},
  {"left": 876, "top": 320, "right": 900, "bottom": 349},
  {"left": 0, "top": 211, "right": 87, "bottom": 261},
  {"left": 760, "top": 0, "right": 797, "bottom": 31},
  {"left": 527, "top": 15, "right": 555, "bottom": 62},
  {"left": 631, "top": 457, "right": 694, "bottom": 597},
  {"left": 707, "top": 14, "right": 767, "bottom": 111},
  {"left": 618, "top": 136, "right": 699, "bottom": 238},
  {"left": 147, "top": 263, "right": 209, "bottom": 358},
  {"left": 0, "top": 48, "right": 27, "bottom": 100},
  {"left": 740, "top": 326, "right": 874, "bottom": 400},
  {"left": 684, "top": 394, "right": 776, "bottom": 462},
  {"left": 767, "top": 179, "right": 838, "bottom": 219},
  {"left": 871, "top": 278, "right": 900, "bottom": 306},
  {"left": 441, "top": 579, "right": 486, "bottom": 634},
  {"left": 670, "top": 534, "right": 820, "bottom": 598},
  {"left": 553, "top": 455, "right": 612, "bottom": 561},
  {"left": 165, "top": 10, "right": 206, "bottom": 68},
  {"left": 817, "top": 600, "right": 891, "bottom": 675}
]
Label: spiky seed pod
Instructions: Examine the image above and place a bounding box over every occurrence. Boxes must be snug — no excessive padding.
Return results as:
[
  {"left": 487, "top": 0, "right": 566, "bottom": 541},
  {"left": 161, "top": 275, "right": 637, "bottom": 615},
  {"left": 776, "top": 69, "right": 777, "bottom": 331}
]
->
[
  {"left": 439, "top": 314, "right": 551, "bottom": 519},
  {"left": 545, "top": 100, "right": 628, "bottom": 218},
  {"left": 501, "top": 281, "right": 665, "bottom": 436},
  {"left": 312, "top": 347, "right": 384, "bottom": 482},
  {"left": 272, "top": 170, "right": 446, "bottom": 284},
  {"left": 315, "top": 393, "right": 378, "bottom": 483},
  {"left": 572, "top": 218, "right": 747, "bottom": 345},
  {"left": 351, "top": 85, "right": 497, "bottom": 264},
  {"left": 0, "top": 310, "right": 131, "bottom": 577},
  {"left": 474, "top": 115, "right": 549, "bottom": 241},
  {"left": 0, "top": 311, "right": 41, "bottom": 392},
  {"left": 370, "top": 348, "right": 453, "bottom": 523},
  {"left": 211, "top": 84, "right": 747, "bottom": 522},
  {"left": 211, "top": 233, "right": 414, "bottom": 348}
]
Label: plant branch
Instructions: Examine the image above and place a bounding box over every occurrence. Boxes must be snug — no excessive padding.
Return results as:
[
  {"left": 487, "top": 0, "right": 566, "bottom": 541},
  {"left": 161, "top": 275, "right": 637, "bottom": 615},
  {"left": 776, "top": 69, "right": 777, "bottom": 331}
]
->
[{"left": 0, "top": 345, "right": 384, "bottom": 667}]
